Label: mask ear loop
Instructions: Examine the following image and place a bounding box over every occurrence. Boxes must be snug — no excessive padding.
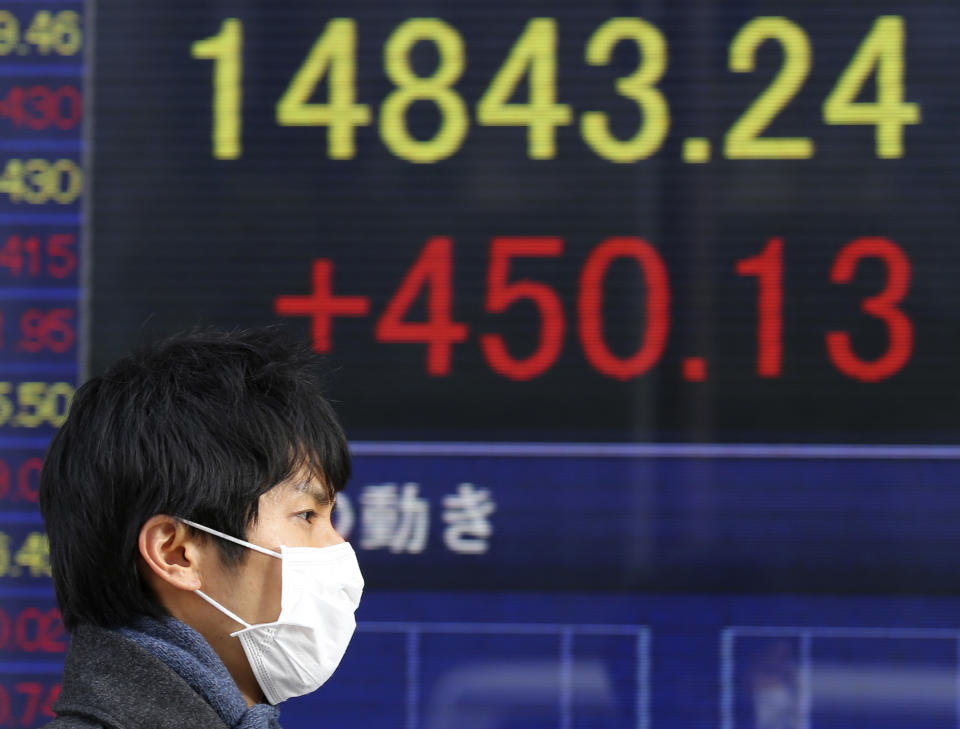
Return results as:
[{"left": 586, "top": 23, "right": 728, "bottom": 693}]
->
[
  {"left": 177, "top": 517, "right": 282, "bottom": 631},
  {"left": 178, "top": 517, "right": 283, "bottom": 559},
  {"left": 194, "top": 588, "right": 253, "bottom": 630}
]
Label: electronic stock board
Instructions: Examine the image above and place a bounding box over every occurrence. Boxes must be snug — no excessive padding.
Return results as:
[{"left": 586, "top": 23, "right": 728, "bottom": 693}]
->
[{"left": 3, "top": 2, "right": 960, "bottom": 728}]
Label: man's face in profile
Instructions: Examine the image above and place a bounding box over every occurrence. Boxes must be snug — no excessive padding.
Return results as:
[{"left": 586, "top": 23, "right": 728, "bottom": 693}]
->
[{"left": 198, "top": 475, "right": 343, "bottom": 631}]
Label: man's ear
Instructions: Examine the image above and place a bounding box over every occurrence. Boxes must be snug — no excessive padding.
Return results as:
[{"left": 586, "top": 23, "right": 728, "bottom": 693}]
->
[{"left": 139, "top": 515, "right": 204, "bottom": 591}]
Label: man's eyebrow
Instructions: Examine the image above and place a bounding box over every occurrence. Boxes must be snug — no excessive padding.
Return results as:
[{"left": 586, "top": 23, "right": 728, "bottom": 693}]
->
[{"left": 294, "top": 481, "right": 334, "bottom": 505}]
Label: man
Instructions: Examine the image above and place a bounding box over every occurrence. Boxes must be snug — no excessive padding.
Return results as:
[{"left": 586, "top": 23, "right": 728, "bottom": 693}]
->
[{"left": 39, "top": 328, "right": 363, "bottom": 729}]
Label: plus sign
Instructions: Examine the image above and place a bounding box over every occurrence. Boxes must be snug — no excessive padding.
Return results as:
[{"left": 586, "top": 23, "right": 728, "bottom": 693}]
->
[{"left": 274, "top": 259, "right": 370, "bottom": 352}]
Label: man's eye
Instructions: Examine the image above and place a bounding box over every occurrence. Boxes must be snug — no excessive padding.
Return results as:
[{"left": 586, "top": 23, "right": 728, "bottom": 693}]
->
[{"left": 296, "top": 510, "right": 316, "bottom": 522}]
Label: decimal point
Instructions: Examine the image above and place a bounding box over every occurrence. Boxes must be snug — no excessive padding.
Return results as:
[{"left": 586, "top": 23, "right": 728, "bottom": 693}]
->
[
  {"left": 683, "top": 138, "right": 711, "bottom": 163},
  {"left": 682, "top": 357, "right": 708, "bottom": 382}
]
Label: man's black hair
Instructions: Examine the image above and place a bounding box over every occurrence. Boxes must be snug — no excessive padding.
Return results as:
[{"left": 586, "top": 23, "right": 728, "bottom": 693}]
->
[{"left": 39, "top": 327, "right": 351, "bottom": 630}]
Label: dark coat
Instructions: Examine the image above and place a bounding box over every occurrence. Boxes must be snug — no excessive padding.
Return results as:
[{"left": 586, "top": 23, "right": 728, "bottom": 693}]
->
[{"left": 41, "top": 623, "right": 231, "bottom": 729}]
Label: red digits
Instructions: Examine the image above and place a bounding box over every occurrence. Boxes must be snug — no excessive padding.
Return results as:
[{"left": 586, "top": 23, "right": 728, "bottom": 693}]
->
[
  {"left": 24, "top": 86, "right": 51, "bottom": 130},
  {"left": 17, "top": 458, "right": 42, "bottom": 503},
  {"left": 274, "top": 260, "right": 370, "bottom": 353},
  {"left": 0, "top": 680, "right": 61, "bottom": 725},
  {"left": 826, "top": 237, "right": 913, "bottom": 382},
  {"left": 374, "top": 237, "right": 468, "bottom": 376},
  {"left": 0, "top": 234, "right": 31, "bottom": 277},
  {"left": 480, "top": 237, "right": 565, "bottom": 380},
  {"left": 14, "top": 608, "right": 67, "bottom": 653},
  {"left": 0, "top": 85, "right": 82, "bottom": 130},
  {"left": 42, "top": 684, "right": 60, "bottom": 719},
  {"left": 23, "top": 235, "right": 41, "bottom": 276},
  {"left": 0, "top": 86, "right": 25, "bottom": 127},
  {"left": 14, "top": 608, "right": 44, "bottom": 653},
  {"left": 0, "top": 234, "right": 77, "bottom": 279},
  {"left": 736, "top": 237, "right": 784, "bottom": 377},
  {"left": 18, "top": 308, "right": 76, "bottom": 353},
  {"left": 0, "top": 607, "right": 65, "bottom": 653},
  {"left": 18, "top": 310, "right": 45, "bottom": 351},
  {"left": 47, "top": 233, "right": 77, "bottom": 278},
  {"left": 16, "top": 682, "right": 42, "bottom": 727},
  {"left": 0, "top": 459, "right": 8, "bottom": 501},
  {"left": 15, "top": 682, "right": 60, "bottom": 725},
  {"left": 53, "top": 86, "right": 82, "bottom": 129},
  {"left": 578, "top": 237, "right": 670, "bottom": 380},
  {"left": 44, "top": 610, "right": 67, "bottom": 652}
]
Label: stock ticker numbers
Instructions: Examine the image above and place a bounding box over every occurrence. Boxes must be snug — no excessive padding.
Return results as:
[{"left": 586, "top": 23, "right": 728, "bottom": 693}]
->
[
  {"left": 0, "top": 234, "right": 77, "bottom": 282},
  {"left": 0, "top": 601, "right": 66, "bottom": 726},
  {"left": 0, "top": 382, "right": 73, "bottom": 430},
  {"left": 275, "top": 235, "right": 913, "bottom": 384},
  {"left": 0, "top": 602, "right": 64, "bottom": 656},
  {"left": 0, "top": 602, "right": 62, "bottom": 725},
  {"left": 0, "top": 86, "right": 82, "bottom": 133},
  {"left": 0, "top": 530, "right": 50, "bottom": 580},
  {"left": 192, "top": 15, "right": 919, "bottom": 162},
  {"left": 0, "top": 680, "right": 59, "bottom": 729},
  {"left": 0, "top": 160, "right": 82, "bottom": 207},
  {"left": 0, "top": 3, "right": 82, "bottom": 711},
  {"left": 0, "top": 304, "right": 77, "bottom": 360},
  {"left": 79, "top": 2, "right": 942, "bottom": 443},
  {"left": 0, "top": 10, "right": 80, "bottom": 57},
  {"left": 0, "top": 454, "right": 41, "bottom": 505}
]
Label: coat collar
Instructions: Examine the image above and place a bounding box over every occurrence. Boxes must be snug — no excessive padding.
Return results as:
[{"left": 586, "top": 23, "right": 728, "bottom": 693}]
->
[{"left": 54, "top": 623, "right": 231, "bottom": 729}]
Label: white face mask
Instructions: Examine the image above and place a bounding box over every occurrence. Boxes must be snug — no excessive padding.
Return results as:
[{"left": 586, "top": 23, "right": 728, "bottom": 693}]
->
[{"left": 179, "top": 518, "right": 364, "bottom": 705}]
